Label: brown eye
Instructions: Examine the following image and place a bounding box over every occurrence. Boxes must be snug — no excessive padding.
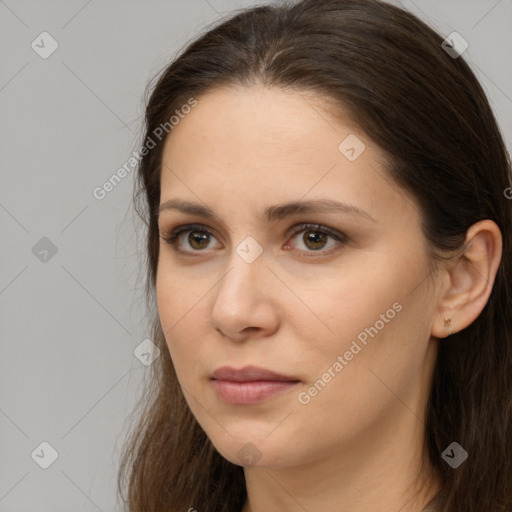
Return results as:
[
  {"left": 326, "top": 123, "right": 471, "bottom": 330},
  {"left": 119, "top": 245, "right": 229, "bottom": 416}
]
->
[
  {"left": 284, "top": 223, "right": 347, "bottom": 257},
  {"left": 187, "top": 231, "right": 211, "bottom": 250},
  {"left": 160, "top": 224, "right": 221, "bottom": 253},
  {"left": 162, "top": 222, "right": 347, "bottom": 257},
  {"left": 302, "top": 229, "right": 329, "bottom": 250}
]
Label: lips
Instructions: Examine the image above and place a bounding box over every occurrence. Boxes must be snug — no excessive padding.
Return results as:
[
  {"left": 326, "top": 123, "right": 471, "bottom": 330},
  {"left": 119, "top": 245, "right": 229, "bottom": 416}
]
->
[
  {"left": 211, "top": 365, "right": 300, "bottom": 382},
  {"left": 210, "top": 365, "right": 301, "bottom": 405}
]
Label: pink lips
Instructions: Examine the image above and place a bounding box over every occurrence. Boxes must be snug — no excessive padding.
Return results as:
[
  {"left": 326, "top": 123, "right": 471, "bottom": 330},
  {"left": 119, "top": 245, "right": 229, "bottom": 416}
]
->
[{"left": 211, "top": 365, "right": 300, "bottom": 405}]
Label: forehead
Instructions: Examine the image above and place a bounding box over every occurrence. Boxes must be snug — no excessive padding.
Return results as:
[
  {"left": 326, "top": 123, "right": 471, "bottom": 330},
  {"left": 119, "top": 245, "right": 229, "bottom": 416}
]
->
[
  {"left": 163, "top": 85, "right": 363, "bottom": 164},
  {"left": 159, "top": 85, "right": 412, "bottom": 226}
]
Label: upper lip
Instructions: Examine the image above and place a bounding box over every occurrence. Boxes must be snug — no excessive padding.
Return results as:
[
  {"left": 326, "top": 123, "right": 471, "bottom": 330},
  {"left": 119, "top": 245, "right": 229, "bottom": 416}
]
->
[{"left": 211, "top": 365, "right": 300, "bottom": 382}]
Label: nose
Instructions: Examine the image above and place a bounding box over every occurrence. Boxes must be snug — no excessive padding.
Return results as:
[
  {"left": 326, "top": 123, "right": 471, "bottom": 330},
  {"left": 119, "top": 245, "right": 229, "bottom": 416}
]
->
[{"left": 210, "top": 248, "right": 280, "bottom": 342}]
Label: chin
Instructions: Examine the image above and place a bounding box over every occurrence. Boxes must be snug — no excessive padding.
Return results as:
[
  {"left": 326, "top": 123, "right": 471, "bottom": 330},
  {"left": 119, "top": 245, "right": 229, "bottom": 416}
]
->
[{"left": 209, "top": 433, "right": 298, "bottom": 469}]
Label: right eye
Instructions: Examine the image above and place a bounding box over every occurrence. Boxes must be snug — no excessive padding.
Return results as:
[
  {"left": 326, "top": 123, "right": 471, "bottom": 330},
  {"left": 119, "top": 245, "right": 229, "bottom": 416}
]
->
[{"left": 160, "top": 224, "right": 222, "bottom": 253}]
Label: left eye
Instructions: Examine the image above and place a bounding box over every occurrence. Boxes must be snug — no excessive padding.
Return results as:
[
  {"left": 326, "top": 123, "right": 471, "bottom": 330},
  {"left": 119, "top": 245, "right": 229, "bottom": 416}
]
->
[{"left": 284, "top": 224, "right": 347, "bottom": 255}]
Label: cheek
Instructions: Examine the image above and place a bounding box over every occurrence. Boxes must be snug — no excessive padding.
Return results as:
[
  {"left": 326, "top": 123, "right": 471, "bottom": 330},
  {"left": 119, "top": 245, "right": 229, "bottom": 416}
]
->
[
  {"left": 156, "top": 266, "right": 207, "bottom": 328},
  {"left": 293, "top": 253, "right": 429, "bottom": 392},
  {"left": 155, "top": 271, "right": 205, "bottom": 371},
  {"left": 290, "top": 296, "right": 423, "bottom": 446},
  {"left": 294, "top": 261, "right": 401, "bottom": 352},
  {"left": 156, "top": 271, "right": 179, "bottom": 333}
]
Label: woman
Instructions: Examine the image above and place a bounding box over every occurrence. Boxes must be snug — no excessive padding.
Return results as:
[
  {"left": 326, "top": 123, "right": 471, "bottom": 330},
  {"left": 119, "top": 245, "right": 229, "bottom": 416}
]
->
[{"left": 118, "top": 0, "right": 512, "bottom": 510}]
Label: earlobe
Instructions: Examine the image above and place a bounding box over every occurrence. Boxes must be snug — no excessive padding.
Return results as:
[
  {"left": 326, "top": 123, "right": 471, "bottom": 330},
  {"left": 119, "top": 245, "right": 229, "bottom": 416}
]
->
[
  {"left": 443, "top": 316, "right": 453, "bottom": 337},
  {"left": 431, "top": 220, "right": 502, "bottom": 339}
]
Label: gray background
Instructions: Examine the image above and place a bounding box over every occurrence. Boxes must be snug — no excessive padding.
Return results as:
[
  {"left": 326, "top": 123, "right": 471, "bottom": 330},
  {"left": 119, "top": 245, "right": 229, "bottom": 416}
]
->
[{"left": 1, "top": 0, "right": 510, "bottom": 510}]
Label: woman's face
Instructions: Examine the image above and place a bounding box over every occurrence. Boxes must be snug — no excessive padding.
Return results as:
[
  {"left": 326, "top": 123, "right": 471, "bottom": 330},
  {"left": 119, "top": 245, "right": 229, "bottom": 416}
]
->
[{"left": 156, "top": 84, "right": 441, "bottom": 469}]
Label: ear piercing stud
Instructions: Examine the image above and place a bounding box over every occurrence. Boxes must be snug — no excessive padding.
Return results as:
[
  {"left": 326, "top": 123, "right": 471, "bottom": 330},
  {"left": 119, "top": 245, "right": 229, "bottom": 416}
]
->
[{"left": 444, "top": 317, "right": 452, "bottom": 336}]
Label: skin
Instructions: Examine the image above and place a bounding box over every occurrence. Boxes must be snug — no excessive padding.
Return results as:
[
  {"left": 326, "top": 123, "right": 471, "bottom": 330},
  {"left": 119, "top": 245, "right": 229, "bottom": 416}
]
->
[{"left": 155, "top": 84, "right": 502, "bottom": 512}]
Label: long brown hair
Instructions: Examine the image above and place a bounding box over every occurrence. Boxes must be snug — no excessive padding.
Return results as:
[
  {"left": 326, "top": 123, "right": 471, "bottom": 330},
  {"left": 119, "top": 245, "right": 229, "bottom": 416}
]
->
[{"left": 117, "top": 1, "right": 512, "bottom": 510}]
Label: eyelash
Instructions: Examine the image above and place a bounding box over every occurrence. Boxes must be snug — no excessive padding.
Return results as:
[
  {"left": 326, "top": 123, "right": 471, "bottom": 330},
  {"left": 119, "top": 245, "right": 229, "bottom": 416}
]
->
[{"left": 159, "top": 223, "right": 348, "bottom": 258}]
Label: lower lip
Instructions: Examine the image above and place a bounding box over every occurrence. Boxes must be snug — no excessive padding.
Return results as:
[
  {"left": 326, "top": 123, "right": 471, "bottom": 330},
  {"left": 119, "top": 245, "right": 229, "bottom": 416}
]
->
[{"left": 211, "top": 379, "right": 299, "bottom": 404}]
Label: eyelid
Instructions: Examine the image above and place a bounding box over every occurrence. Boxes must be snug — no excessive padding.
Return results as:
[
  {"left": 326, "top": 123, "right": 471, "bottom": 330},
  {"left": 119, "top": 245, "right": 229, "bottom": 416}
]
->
[
  {"left": 286, "top": 223, "right": 346, "bottom": 242},
  {"left": 284, "top": 223, "right": 347, "bottom": 256},
  {"left": 160, "top": 223, "right": 222, "bottom": 254},
  {"left": 159, "top": 222, "right": 347, "bottom": 256}
]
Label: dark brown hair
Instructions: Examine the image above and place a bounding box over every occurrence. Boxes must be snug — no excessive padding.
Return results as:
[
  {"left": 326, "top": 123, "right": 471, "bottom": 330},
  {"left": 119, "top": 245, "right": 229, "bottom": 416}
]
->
[{"left": 117, "top": 0, "right": 512, "bottom": 510}]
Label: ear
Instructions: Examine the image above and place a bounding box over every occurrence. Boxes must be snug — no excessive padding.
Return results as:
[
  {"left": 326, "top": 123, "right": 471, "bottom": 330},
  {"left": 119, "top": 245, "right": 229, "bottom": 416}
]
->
[{"left": 431, "top": 220, "right": 502, "bottom": 338}]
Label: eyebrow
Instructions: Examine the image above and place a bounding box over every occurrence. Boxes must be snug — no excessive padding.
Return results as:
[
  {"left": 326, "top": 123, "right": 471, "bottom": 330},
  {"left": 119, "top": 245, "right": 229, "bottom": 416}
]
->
[{"left": 158, "top": 198, "right": 376, "bottom": 224}]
